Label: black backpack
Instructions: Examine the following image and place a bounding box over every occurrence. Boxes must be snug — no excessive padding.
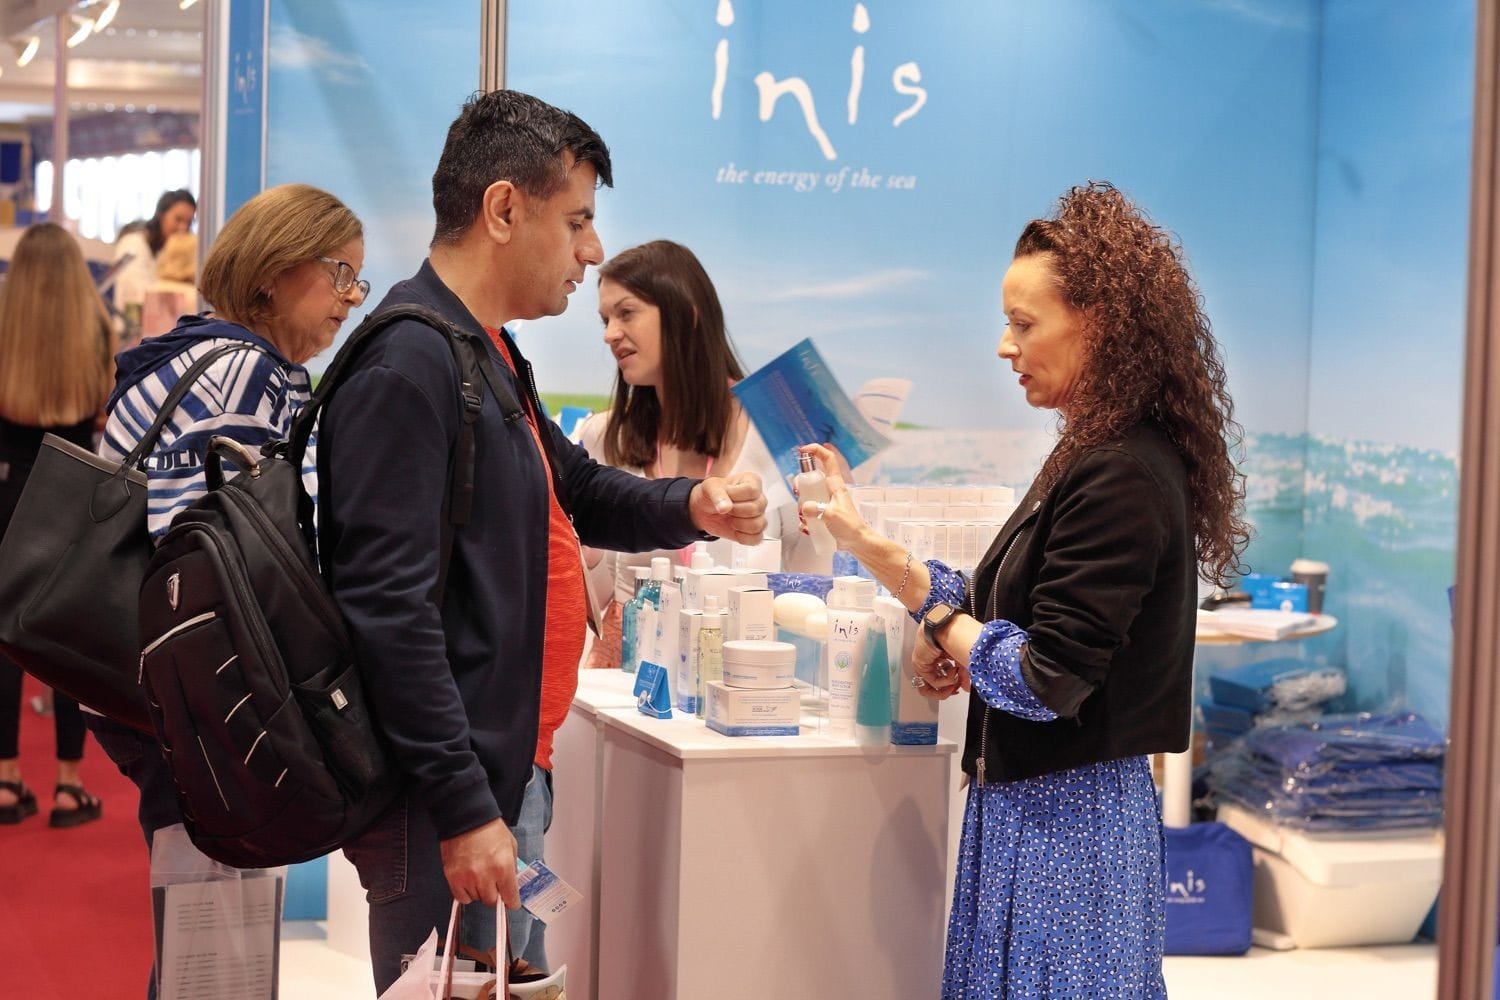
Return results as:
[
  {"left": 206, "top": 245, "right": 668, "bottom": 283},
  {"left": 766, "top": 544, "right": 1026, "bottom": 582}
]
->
[{"left": 136, "top": 305, "right": 515, "bottom": 867}]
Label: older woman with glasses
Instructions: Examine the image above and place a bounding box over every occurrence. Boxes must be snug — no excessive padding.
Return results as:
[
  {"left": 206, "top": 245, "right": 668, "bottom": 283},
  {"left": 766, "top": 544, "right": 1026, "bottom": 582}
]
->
[{"left": 87, "top": 182, "right": 367, "bottom": 999}]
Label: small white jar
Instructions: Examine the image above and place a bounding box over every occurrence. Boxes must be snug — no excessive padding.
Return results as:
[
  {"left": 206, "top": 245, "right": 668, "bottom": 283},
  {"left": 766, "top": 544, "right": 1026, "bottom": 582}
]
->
[{"left": 721, "top": 639, "right": 797, "bottom": 689}]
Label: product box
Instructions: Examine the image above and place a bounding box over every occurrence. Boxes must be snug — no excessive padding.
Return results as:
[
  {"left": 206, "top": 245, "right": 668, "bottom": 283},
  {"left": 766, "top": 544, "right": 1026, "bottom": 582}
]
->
[
  {"left": 882, "top": 486, "right": 918, "bottom": 503},
  {"left": 731, "top": 539, "right": 782, "bottom": 573},
  {"left": 727, "top": 587, "right": 775, "bottom": 642},
  {"left": 875, "top": 503, "right": 912, "bottom": 540},
  {"left": 915, "top": 486, "right": 950, "bottom": 504},
  {"left": 704, "top": 681, "right": 800, "bottom": 736},
  {"left": 909, "top": 502, "right": 946, "bottom": 520},
  {"left": 932, "top": 523, "right": 954, "bottom": 565},
  {"left": 874, "top": 596, "right": 938, "bottom": 744},
  {"left": 676, "top": 608, "right": 704, "bottom": 714},
  {"left": 655, "top": 583, "right": 683, "bottom": 690},
  {"left": 980, "top": 486, "right": 1016, "bottom": 504},
  {"left": 682, "top": 568, "right": 768, "bottom": 613},
  {"left": 962, "top": 523, "right": 981, "bottom": 568}
]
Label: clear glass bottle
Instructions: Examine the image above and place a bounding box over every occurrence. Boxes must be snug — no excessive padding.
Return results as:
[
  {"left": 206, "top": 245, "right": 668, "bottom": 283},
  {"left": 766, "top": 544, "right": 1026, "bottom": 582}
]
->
[
  {"left": 695, "top": 594, "right": 725, "bottom": 719},
  {"left": 625, "top": 559, "right": 672, "bottom": 672},
  {"left": 620, "top": 565, "right": 651, "bottom": 674},
  {"left": 793, "top": 451, "right": 837, "bottom": 556}
]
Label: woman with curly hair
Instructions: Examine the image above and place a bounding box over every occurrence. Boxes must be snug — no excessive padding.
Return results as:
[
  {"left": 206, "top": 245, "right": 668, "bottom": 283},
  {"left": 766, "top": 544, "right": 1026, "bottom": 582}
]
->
[{"left": 802, "top": 181, "right": 1248, "bottom": 997}]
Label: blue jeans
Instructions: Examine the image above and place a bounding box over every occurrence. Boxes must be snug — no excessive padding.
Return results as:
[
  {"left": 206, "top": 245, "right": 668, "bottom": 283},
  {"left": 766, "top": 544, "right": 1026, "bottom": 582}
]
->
[
  {"left": 84, "top": 713, "right": 186, "bottom": 1000},
  {"left": 343, "top": 764, "right": 554, "bottom": 994}
]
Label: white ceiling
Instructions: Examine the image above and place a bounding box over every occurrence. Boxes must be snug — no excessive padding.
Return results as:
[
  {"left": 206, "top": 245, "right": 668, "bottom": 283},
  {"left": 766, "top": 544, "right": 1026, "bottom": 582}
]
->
[{"left": 0, "top": 0, "right": 202, "bottom": 122}]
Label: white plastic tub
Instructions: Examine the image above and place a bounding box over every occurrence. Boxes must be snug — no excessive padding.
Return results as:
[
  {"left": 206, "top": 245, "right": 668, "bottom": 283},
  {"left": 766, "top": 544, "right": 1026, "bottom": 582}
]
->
[
  {"left": 1218, "top": 803, "right": 1443, "bottom": 948},
  {"left": 721, "top": 639, "right": 796, "bottom": 689}
]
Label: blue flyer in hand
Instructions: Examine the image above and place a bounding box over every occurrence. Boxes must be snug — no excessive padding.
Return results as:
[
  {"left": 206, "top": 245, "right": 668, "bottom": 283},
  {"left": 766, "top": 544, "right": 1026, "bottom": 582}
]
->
[{"left": 731, "top": 338, "right": 891, "bottom": 485}]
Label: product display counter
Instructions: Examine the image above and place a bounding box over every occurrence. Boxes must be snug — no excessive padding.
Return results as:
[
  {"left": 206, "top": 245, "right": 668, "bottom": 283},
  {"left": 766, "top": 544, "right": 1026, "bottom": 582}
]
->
[{"left": 554, "top": 669, "right": 957, "bottom": 1000}]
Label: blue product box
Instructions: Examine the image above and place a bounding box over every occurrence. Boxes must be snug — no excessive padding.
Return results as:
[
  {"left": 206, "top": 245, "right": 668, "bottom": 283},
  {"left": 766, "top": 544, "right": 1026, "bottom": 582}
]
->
[
  {"left": 1252, "top": 580, "right": 1309, "bottom": 612},
  {"left": 891, "top": 721, "right": 939, "bottom": 745},
  {"left": 1199, "top": 699, "right": 1255, "bottom": 736},
  {"left": 1240, "top": 573, "right": 1281, "bottom": 606},
  {"left": 1209, "top": 657, "right": 1317, "bottom": 712}
]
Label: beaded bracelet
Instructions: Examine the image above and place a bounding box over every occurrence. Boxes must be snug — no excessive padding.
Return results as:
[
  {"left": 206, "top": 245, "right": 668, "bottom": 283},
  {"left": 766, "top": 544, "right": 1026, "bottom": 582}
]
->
[{"left": 892, "top": 552, "right": 914, "bottom": 602}]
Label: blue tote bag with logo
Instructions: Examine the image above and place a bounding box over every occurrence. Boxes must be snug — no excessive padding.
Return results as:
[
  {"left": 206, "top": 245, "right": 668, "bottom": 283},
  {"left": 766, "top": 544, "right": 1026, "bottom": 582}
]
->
[{"left": 1163, "top": 821, "right": 1254, "bottom": 955}]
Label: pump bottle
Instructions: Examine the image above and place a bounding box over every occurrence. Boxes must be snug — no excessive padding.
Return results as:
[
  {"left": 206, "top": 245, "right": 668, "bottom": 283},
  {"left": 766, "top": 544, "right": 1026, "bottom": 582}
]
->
[{"left": 695, "top": 595, "right": 725, "bottom": 719}]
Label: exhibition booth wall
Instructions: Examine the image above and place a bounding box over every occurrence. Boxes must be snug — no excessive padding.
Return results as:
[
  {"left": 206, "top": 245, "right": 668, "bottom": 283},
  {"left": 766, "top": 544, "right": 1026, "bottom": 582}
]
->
[{"left": 242, "top": 0, "right": 1468, "bottom": 752}]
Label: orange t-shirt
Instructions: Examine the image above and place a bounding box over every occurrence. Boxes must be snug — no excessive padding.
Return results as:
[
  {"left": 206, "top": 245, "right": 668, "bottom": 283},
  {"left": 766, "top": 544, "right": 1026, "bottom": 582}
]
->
[{"left": 486, "top": 329, "right": 586, "bottom": 771}]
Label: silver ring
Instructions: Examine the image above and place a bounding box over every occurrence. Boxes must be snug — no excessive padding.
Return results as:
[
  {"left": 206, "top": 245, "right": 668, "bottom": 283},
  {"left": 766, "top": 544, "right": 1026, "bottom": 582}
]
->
[{"left": 910, "top": 674, "right": 926, "bottom": 689}]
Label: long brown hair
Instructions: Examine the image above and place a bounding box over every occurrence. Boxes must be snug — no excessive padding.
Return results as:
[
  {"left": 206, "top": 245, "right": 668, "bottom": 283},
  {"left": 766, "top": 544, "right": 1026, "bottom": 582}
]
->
[
  {"left": 0, "top": 223, "right": 112, "bottom": 427},
  {"left": 1016, "top": 182, "right": 1250, "bottom": 586},
  {"left": 597, "top": 240, "right": 745, "bottom": 469}
]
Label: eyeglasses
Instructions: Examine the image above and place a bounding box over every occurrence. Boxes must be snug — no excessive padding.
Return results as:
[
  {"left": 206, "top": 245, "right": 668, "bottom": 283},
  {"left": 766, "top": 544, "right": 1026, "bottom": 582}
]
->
[{"left": 316, "top": 256, "right": 371, "bottom": 300}]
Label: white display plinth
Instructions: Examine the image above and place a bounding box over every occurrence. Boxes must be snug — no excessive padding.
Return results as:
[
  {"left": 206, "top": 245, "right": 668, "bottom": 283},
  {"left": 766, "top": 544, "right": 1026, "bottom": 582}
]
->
[
  {"left": 548, "top": 670, "right": 643, "bottom": 1000},
  {"left": 324, "top": 849, "right": 370, "bottom": 964},
  {"left": 592, "top": 699, "right": 956, "bottom": 1000}
]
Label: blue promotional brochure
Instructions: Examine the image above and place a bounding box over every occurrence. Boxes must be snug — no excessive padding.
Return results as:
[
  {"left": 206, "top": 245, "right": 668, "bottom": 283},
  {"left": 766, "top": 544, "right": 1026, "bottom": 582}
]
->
[{"left": 732, "top": 338, "right": 891, "bottom": 485}]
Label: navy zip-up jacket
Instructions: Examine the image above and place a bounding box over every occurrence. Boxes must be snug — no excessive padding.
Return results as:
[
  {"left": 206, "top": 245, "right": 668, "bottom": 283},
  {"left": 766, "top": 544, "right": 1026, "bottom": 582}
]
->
[{"left": 318, "top": 261, "right": 704, "bottom": 837}]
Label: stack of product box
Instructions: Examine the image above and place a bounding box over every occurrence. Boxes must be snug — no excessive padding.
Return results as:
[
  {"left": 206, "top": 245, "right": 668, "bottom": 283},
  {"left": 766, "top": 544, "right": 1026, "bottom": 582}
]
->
[
  {"left": 848, "top": 484, "right": 1018, "bottom": 577},
  {"left": 704, "top": 581, "right": 804, "bottom": 737}
]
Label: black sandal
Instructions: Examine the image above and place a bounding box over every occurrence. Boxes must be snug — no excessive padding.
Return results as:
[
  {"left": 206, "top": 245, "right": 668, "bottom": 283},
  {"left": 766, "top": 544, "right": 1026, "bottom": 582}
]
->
[
  {"left": 0, "top": 780, "right": 37, "bottom": 823},
  {"left": 49, "top": 783, "right": 102, "bottom": 828}
]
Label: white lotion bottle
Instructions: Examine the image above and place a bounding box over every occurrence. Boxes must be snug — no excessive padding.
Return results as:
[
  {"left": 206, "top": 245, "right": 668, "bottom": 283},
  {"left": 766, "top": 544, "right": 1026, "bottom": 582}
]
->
[
  {"left": 824, "top": 579, "right": 873, "bottom": 737},
  {"left": 794, "top": 451, "right": 838, "bottom": 556}
]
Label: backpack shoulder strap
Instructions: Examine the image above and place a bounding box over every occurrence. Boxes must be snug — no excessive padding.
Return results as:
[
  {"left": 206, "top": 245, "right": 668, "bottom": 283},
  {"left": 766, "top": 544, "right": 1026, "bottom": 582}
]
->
[
  {"left": 288, "top": 305, "right": 519, "bottom": 600},
  {"left": 121, "top": 342, "right": 258, "bottom": 471}
]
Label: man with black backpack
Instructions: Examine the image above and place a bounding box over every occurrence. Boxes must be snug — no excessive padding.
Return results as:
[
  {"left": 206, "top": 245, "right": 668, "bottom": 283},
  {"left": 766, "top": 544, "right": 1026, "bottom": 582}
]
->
[{"left": 317, "top": 90, "right": 768, "bottom": 993}]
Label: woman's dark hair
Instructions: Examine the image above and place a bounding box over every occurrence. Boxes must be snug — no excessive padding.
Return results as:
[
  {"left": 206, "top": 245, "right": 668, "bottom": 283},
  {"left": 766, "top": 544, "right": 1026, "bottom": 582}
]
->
[
  {"left": 597, "top": 240, "right": 745, "bottom": 470},
  {"left": 1015, "top": 182, "right": 1250, "bottom": 586},
  {"left": 145, "top": 189, "right": 196, "bottom": 256}
]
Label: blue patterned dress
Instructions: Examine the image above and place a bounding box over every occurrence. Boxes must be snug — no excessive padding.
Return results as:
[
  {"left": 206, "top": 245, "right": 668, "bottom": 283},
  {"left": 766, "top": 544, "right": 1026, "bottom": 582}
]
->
[{"left": 921, "top": 562, "right": 1167, "bottom": 999}]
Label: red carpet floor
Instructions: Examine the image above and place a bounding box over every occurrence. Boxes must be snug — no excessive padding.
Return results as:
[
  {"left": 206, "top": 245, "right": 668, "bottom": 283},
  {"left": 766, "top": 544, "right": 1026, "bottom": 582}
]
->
[{"left": 0, "top": 677, "right": 155, "bottom": 998}]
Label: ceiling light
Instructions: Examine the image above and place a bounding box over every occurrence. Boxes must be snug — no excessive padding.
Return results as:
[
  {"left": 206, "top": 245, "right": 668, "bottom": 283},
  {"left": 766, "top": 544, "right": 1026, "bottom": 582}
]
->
[
  {"left": 16, "top": 36, "right": 39, "bottom": 66},
  {"left": 93, "top": 0, "right": 120, "bottom": 33},
  {"left": 179, "top": 0, "right": 200, "bottom": 9},
  {"left": 67, "top": 16, "right": 94, "bottom": 48}
]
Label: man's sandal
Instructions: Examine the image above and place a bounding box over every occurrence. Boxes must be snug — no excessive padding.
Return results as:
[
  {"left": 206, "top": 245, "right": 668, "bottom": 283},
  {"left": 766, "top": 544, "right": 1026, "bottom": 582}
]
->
[
  {"left": 49, "top": 783, "right": 102, "bottom": 828},
  {"left": 0, "top": 780, "right": 37, "bottom": 823}
]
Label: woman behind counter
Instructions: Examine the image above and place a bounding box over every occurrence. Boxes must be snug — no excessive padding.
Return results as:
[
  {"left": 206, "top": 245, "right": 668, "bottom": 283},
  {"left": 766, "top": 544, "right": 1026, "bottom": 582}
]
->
[
  {"left": 113, "top": 188, "right": 197, "bottom": 342},
  {"left": 803, "top": 182, "right": 1249, "bottom": 998},
  {"left": 580, "top": 239, "right": 812, "bottom": 667}
]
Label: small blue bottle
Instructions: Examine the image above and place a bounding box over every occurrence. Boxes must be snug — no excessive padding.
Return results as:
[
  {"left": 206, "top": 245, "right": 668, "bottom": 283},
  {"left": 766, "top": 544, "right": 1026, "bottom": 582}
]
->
[
  {"left": 620, "top": 565, "right": 650, "bottom": 674},
  {"left": 856, "top": 615, "right": 892, "bottom": 745}
]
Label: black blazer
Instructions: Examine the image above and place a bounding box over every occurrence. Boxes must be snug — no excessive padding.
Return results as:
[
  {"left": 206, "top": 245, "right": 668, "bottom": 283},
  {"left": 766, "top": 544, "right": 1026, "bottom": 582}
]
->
[{"left": 962, "top": 421, "right": 1197, "bottom": 784}]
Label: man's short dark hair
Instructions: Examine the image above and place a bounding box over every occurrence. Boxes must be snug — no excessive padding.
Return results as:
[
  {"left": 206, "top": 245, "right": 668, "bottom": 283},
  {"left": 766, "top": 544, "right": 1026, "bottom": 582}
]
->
[{"left": 430, "top": 90, "right": 613, "bottom": 246}]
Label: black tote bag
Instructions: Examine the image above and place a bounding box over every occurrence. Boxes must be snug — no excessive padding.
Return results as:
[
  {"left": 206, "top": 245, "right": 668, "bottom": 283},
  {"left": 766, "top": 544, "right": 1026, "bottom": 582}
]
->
[{"left": 0, "top": 342, "right": 254, "bottom": 732}]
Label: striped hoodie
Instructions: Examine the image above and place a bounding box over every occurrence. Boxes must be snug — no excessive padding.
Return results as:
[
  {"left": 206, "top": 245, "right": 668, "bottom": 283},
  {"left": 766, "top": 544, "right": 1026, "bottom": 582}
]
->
[{"left": 99, "top": 315, "right": 316, "bottom": 542}]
